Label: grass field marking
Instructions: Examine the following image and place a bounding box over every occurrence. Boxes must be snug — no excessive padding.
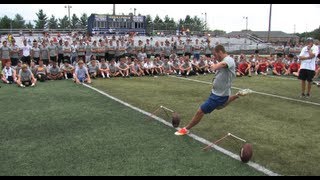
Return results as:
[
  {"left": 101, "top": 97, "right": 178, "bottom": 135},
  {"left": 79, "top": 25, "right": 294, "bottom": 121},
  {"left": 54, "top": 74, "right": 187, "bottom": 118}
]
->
[
  {"left": 266, "top": 75, "right": 298, "bottom": 81},
  {"left": 170, "top": 76, "right": 320, "bottom": 106},
  {"left": 82, "top": 83, "right": 280, "bottom": 176}
]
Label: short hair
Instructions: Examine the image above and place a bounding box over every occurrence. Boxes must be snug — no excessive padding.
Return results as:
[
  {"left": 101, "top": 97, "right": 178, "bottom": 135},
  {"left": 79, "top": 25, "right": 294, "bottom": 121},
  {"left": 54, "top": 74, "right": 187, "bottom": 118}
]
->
[{"left": 214, "top": 45, "right": 226, "bottom": 53}]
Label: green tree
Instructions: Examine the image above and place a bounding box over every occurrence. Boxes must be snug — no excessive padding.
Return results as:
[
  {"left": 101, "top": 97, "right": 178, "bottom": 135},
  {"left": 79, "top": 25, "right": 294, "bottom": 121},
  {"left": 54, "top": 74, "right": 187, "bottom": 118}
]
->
[
  {"left": 26, "top": 21, "right": 34, "bottom": 29},
  {"left": 71, "top": 14, "right": 79, "bottom": 29},
  {"left": 48, "top": 15, "right": 58, "bottom": 29},
  {"left": 12, "top": 14, "right": 25, "bottom": 29},
  {"left": 79, "top": 13, "right": 88, "bottom": 29},
  {"left": 34, "top": 9, "right": 48, "bottom": 29},
  {"left": 0, "top": 15, "right": 12, "bottom": 29},
  {"left": 59, "top": 15, "right": 70, "bottom": 29}
]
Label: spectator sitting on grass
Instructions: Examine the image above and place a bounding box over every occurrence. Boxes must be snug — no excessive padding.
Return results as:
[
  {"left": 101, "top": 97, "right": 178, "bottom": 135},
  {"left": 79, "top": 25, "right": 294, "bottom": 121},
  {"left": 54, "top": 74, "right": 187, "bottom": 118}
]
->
[
  {"left": 35, "top": 59, "right": 47, "bottom": 82},
  {"left": 285, "top": 54, "right": 300, "bottom": 77},
  {"left": 273, "top": 55, "right": 287, "bottom": 76},
  {"left": 88, "top": 59, "right": 100, "bottom": 79},
  {"left": 74, "top": 60, "right": 91, "bottom": 84},
  {"left": 61, "top": 60, "right": 74, "bottom": 80},
  {"left": 1, "top": 61, "right": 16, "bottom": 84},
  {"left": 47, "top": 62, "right": 63, "bottom": 80},
  {"left": 16, "top": 64, "right": 37, "bottom": 88}
]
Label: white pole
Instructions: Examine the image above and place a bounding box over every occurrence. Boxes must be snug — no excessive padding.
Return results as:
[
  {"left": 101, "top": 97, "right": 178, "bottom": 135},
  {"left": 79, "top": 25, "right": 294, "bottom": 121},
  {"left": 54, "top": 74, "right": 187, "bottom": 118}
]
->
[{"left": 228, "top": 133, "right": 246, "bottom": 142}]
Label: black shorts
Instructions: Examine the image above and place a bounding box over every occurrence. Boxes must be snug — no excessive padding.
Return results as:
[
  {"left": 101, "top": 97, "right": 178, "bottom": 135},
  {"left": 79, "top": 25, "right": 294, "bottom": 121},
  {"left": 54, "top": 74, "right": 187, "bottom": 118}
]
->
[
  {"left": 10, "top": 58, "right": 19, "bottom": 66},
  {"left": 299, "top": 69, "right": 315, "bottom": 82},
  {"left": 22, "top": 80, "right": 32, "bottom": 86},
  {"left": 185, "top": 53, "right": 192, "bottom": 58},
  {"left": 7, "top": 76, "right": 14, "bottom": 82},
  {"left": 205, "top": 54, "right": 212, "bottom": 58},
  {"left": 50, "top": 56, "right": 57, "bottom": 62}
]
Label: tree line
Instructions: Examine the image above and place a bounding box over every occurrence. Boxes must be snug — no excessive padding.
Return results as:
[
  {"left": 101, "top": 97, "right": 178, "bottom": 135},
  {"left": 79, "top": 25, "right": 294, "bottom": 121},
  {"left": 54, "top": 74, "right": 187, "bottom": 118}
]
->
[
  {"left": 0, "top": 9, "right": 88, "bottom": 30},
  {"left": 0, "top": 9, "right": 228, "bottom": 36}
]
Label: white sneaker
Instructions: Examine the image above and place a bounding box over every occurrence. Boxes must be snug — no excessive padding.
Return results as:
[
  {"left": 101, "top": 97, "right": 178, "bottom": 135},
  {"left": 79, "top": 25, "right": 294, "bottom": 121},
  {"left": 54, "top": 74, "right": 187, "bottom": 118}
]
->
[
  {"left": 31, "top": 83, "right": 35, "bottom": 87},
  {"left": 236, "top": 89, "right": 253, "bottom": 96},
  {"left": 20, "top": 84, "right": 25, "bottom": 88}
]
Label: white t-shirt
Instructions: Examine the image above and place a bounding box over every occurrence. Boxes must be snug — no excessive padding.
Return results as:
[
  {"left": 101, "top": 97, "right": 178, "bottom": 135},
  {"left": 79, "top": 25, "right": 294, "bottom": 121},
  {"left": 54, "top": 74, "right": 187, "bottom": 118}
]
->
[
  {"left": 21, "top": 44, "right": 32, "bottom": 57},
  {"left": 299, "top": 45, "right": 319, "bottom": 71}
]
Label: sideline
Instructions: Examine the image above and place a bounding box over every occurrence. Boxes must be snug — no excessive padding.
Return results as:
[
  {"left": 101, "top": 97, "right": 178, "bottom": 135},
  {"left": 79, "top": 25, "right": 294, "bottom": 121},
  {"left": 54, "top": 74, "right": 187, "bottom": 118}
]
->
[{"left": 169, "top": 76, "right": 320, "bottom": 106}]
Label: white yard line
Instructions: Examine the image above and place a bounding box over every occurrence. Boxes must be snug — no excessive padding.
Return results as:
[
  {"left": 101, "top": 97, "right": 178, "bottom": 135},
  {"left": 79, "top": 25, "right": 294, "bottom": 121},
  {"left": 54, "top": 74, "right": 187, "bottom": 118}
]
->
[
  {"left": 82, "top": 83, "right": 280, "bottom": 176},
  {"left": 169, "top": 76, "right": 320, "bottom": 106}
]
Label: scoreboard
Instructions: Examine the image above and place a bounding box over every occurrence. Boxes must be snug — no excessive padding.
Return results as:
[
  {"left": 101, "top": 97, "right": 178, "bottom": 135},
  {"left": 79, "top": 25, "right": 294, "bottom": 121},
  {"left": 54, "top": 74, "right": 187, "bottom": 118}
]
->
[{"left": 88, "top": 14, "right": 146, "bottom": 35}]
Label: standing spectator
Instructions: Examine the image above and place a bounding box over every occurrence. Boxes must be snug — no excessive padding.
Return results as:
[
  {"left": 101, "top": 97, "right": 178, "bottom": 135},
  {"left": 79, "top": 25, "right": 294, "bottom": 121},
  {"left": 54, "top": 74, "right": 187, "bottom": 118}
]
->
[
  {"left": 40, "top": 41, "right": 49, "bottom": 66},
  {"left": 57, "top": 40, "right": 64, "bottom": 67},
  {"left": 21, "top": 39, "right": 32, "bottom": 66},
  {"left": 176, "top": 40, "right": 185, "bottom": 57},
  {"left": 204, "top": 40, "right": 212, "bottom": 58},
  {"left": 0, "top": 41, "right": 11, "bottom": 68},
  {"left": 77, "top": 39, "right": 86, "bottom": 62},
  {"left": 184, "top": 39, "right": 193, "bottom": 58},
  {"left": 48, "top": 40, "right": 58, "bottom": 64},
  {"left": 31, "top": 40, "right": 41, "bottom": 64},
  {"left": 298, "top": 38, "right": 319, "bottom": 98},
  {"left": 154, "top": 41, "right": 163, "bottom": 58},
  {"left": 193, "top": 39, "right": 201, "bottom": 60},
  {"left": 63, "top": 41, "right": 72, "bottom": 63},
  {"left": 107, "top": 40, "right": 116, "bottom": 62},
  {"left": 70, "top": 40, "right": 78, "bottom": 64},
  {"left": 144, "top": 39, "right": 153, "bottom": 58},
  {"left": 85, "top": 40, "right": 92, "bottom": 63},
  {"left": 10, "top": 39, "right": 20, "bottom": 66}
]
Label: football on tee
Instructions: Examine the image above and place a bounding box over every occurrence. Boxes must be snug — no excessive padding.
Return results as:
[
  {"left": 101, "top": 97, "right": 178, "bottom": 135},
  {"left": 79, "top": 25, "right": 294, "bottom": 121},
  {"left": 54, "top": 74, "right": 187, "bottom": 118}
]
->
[
  {"left": 172, "top": 112, "right": 180, "bottom": 128},
  {"left": 240, "top": 143, "right": 253, "bottom": 163}
]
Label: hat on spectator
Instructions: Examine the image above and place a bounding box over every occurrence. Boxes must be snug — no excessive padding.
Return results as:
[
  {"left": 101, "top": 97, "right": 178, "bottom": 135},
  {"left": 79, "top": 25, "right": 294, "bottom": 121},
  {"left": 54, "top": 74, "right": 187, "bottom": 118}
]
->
[{"left": 306, "top": 37, "right": 314, "bottom": 43}]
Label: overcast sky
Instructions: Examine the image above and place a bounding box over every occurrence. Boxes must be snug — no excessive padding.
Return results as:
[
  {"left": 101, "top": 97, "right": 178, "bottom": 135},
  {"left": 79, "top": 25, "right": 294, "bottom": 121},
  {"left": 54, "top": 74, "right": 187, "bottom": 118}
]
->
[{"left": 0, "top": 4, "right": 319, "bottom": 33}]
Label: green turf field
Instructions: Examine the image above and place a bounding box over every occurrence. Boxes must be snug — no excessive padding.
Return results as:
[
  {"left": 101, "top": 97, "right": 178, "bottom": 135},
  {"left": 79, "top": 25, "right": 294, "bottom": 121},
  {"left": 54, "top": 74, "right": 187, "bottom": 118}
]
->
[
  {"left": 90, "top": 75, "right": 320, "bottom": 176},
  {"left": 0, "top": 80, "right": 263, "bottom": 176}
]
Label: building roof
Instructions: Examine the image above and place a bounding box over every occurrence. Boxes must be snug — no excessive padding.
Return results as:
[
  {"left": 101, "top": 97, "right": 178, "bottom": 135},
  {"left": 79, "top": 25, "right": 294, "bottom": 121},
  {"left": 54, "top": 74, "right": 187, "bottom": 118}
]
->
[{"left": 228, "top": 31, "right": 299, "bottom": 38}]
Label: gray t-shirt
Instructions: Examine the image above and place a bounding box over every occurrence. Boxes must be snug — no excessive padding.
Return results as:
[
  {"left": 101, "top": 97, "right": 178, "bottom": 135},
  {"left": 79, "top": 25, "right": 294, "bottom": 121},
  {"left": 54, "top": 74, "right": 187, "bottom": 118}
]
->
[
  {"left": 76, "top": 67, "right": 88, "bottom": 79},
  {"left": 11, "top": 45, "right": 20, "bottom": 59},
  {"left": 212, "top": 56, "right": 236, "bottom": 97},
  {"left": 88, "top": 64, "right": 99, "bottom": 73},
  {"left": 49, "top": 66, "right": 61, "bottom": 75},
  {"left": 77, "top": 44, "right": 86, "bottom": 56},
  {"left": 1, "top": 46, "right": 11, "bottom": 59},
  {"left": 109, "top": 64, "right": 118, "bottom": 73},
  {"left": 32, "top": 47, "right": 40, "bottom": 58},
  {"left": 63, "top": 45, "right": 72, "bottom": 57},
  {"left": 40, "top": 46, "right": 49, "bottom": 59},
  {"left": 48, "top": 45, "right": 57, "bottom": 57},
  {"left": 19, "top": 69, "right": 33, "bottom": 81}
]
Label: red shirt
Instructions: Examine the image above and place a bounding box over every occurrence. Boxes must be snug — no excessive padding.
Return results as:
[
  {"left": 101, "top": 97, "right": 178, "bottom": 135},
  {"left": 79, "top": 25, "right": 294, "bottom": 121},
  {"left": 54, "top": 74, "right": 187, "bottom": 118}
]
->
[
  {"left": 258, "top": 62, "right": 268, "bottom": 72},
  {"left": 238, "top": 63, "right": 249, "bottom": 73},
  {"left": 274, "top": 62, "right": 284, "bottom": 73},
  {"left": 289, "top": 63, "right": 300, "bottom": 72}
]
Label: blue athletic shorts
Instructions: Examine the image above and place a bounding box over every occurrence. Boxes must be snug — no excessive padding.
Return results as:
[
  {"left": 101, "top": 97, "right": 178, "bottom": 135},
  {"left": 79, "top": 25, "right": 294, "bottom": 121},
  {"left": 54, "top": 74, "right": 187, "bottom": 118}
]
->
[{"left": 200, "top": 93, "right": 229, "bottom": 114}]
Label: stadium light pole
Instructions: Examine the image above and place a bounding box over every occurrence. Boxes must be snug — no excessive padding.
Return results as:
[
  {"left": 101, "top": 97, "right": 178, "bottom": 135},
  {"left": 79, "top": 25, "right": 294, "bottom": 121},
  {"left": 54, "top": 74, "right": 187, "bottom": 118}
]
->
[
  {"left": 65, "top": 5, "right": 72, "bottom": 29},
  {"left": 267, "top": 4, "right": 272, "bottom": 43},
  {"left": 202, "top": 12, "right": 207, "bottom": 32},
  {"left": 243, "top": 16, "right": 248, "bottom": 31}
]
